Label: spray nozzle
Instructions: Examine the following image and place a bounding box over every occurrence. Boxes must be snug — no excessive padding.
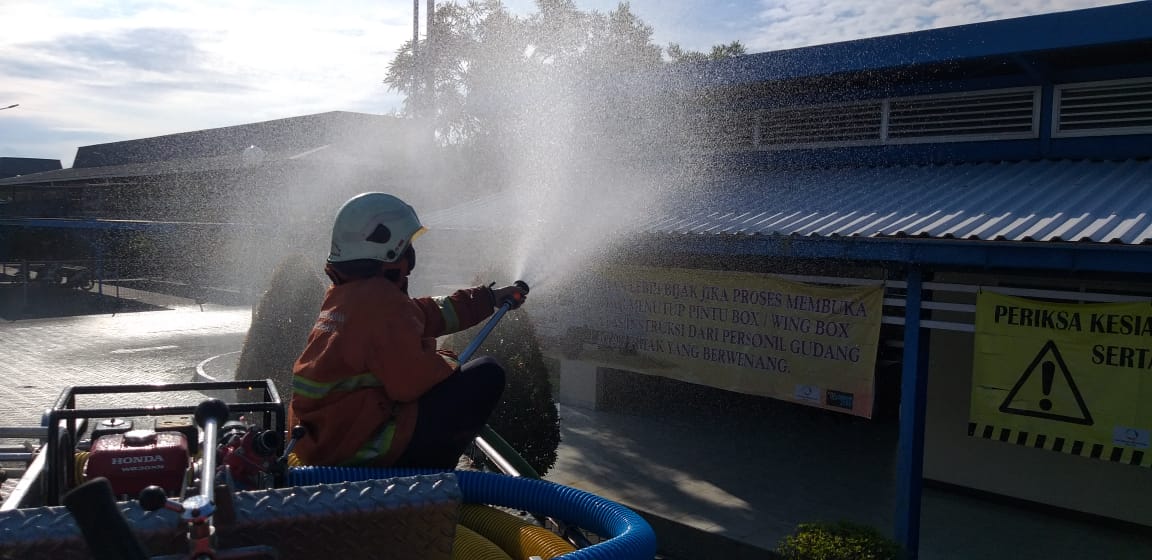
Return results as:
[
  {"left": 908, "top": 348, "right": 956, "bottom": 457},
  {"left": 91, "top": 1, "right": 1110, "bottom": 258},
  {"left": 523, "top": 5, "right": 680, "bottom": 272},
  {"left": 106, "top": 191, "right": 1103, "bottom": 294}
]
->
[{"left": 496, "top": 280, "right": 529, "bottom": 310}]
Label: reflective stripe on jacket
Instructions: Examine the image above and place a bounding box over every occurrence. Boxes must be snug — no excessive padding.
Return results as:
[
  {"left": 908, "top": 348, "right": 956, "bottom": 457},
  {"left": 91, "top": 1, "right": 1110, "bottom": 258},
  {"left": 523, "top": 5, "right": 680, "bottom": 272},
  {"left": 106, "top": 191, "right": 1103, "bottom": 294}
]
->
[{"left": 289, "top": 276, "right": 495, "bottom": 466}]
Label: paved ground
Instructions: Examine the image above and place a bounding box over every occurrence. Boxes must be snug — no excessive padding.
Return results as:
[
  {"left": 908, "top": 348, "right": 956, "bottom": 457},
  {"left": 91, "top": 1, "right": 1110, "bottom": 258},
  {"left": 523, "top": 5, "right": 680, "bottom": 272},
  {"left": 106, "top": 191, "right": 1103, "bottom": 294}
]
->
[
  {"left": 2, "top": 291, "right": 1152, "bottom": 559},
  {"left": 0, "top": 305, "right": 250, "bottom": 425},
  {"left": 546, "top": 404, "right": 1152, "bottom": 560}
]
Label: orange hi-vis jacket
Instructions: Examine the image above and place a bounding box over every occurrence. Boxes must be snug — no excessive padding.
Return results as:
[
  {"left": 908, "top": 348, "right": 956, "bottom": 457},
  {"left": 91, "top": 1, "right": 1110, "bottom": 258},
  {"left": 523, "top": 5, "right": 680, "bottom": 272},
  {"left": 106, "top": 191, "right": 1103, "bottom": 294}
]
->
[{"left": 289, "top": 276, "right": 495, "bottom": 466}]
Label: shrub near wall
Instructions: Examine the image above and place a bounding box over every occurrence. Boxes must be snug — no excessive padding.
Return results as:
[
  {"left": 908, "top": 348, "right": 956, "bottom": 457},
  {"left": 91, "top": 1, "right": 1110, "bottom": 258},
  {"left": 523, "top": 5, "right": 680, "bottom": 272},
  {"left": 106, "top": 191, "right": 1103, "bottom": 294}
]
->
[
  {"left": 776, "top": 521, "right": 903, "bottom": 560},
  {"left": 233, "top": 254, "right": 327, "bottom": 402},
  {"left": 443, "top": 310, "right": 561, "bottom": 476}
]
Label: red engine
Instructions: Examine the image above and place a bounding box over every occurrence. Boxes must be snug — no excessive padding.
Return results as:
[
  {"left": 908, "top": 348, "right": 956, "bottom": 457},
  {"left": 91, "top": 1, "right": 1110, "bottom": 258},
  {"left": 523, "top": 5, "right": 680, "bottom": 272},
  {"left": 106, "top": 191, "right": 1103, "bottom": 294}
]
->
[{"left": 86, "top": 429, "right": 189, "bottom": 498}]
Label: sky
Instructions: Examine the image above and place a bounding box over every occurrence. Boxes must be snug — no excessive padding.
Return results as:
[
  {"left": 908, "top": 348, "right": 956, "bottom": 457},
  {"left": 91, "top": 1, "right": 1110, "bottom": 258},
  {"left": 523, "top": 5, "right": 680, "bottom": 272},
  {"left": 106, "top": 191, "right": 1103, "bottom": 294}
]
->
[{"left": 0, "top": 0, "right": 1138, "bottom": 167}]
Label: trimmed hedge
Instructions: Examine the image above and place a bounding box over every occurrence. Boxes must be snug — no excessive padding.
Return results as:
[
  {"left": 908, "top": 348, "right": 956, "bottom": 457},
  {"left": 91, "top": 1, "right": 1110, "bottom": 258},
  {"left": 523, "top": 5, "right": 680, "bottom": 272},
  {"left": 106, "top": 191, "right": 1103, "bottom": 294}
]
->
[
  {"left": 443, "top": 308, "right": 561, "bottom": 476},
  {"left": 233, "top": 254, "right": 327, "bottom": 402},
  {"left": 776, "top": 521, "right": 903, "bottom": 560}
]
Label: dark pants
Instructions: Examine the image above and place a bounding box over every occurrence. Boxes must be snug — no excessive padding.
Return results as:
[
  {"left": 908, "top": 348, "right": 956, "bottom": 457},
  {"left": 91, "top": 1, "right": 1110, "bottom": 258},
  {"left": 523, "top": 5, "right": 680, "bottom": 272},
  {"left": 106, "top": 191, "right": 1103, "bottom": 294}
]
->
[{"left": 394, "top": 357, "right": 506, "bottom": 469}]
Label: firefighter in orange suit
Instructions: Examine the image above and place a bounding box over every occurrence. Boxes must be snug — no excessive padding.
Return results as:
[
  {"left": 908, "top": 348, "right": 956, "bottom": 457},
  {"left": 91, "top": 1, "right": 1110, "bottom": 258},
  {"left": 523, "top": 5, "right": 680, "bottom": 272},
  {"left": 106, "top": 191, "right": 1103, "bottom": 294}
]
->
[{"left": 289, "top": 192, "right": 527, "bottom": 468}]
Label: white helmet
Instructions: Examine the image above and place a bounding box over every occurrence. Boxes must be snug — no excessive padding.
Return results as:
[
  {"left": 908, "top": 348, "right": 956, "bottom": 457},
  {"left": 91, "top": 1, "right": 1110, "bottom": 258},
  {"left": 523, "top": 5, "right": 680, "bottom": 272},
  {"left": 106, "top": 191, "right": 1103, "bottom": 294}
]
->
[{"left": 327, "top": 193, "right": 426, "bottom": 263}]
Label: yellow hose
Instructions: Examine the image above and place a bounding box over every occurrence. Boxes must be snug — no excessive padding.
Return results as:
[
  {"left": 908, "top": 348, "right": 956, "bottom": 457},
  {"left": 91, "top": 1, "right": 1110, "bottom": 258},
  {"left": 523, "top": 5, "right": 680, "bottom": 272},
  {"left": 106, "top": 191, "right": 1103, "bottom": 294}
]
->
[
  {"left": 286, "top": 455, "right": 571, "bottom": 560},
  {"left": 73, "top": 452, "right": 89, "bottom": 487},
  {"left": 453, "top": 525, "right": 514, "bottom": 560},
  {"left": 459, "top": 504, "right": 575, "bottom": 560}
]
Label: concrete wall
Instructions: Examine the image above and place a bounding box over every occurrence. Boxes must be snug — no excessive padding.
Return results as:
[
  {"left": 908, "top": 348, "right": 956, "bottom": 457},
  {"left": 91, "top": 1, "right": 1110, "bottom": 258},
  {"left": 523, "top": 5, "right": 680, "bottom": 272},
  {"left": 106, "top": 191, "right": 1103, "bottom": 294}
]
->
[{"left": 923, "top": 271, "right": 1152, "bottom": 526}]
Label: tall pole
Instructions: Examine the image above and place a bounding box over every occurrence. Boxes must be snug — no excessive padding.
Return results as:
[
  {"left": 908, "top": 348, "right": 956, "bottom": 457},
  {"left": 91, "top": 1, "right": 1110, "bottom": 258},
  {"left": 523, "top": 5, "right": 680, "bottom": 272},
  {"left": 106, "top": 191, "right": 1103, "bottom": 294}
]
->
[
  {"left": 425, "top": 0, "right": 434, "bottom": 121},
  {"left": 412, "top": 0, "right": 420, "bottom": 117}
]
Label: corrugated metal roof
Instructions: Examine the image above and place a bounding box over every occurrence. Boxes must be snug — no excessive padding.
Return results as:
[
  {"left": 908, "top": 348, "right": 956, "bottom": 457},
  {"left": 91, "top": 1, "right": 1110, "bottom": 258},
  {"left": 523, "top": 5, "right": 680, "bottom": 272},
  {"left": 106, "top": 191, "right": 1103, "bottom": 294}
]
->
[
  {"left": 0, "top": 157, "right": 61, "bottom": 179},
  {"left": 70, "top": 111, "right": 402, "bottom": 168},
  {"left": 0, "top": 144, "right": 360, "bottom": 186},
  {"left": 0, "top": 152, "right": 250, "bottom": 185},
  {"left": 423, "top": 159, "right": 1152, "bottom": 245}
]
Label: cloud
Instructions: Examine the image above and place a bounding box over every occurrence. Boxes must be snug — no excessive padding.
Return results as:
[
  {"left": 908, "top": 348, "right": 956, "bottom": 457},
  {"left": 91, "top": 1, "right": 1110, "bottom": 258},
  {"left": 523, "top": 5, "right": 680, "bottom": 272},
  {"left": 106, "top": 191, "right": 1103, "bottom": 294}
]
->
[
  {"left": 36, "top": 28, "right": 207, "bottom": 73},
  {"left": 0, "top": 27, "right": 247, "bottom": 94},
  {"left": 0, "top": 0, "right": 413, "bottom": 165},
  {"left": 85, "top": 79, "right": 255, "bottom": 98},
  {"left": 0, "top": 115, "right": 123, "bottom": 164},
  {"left": 746, "top": 0, "right": 1136, "bottom": 51}
]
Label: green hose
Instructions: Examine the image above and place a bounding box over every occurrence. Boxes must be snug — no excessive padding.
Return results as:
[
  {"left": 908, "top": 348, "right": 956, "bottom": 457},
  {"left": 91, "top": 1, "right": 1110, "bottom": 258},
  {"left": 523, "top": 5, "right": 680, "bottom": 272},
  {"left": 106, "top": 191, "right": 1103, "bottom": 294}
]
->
[{"left": 476, "top": 425, "right": 540, "bottom": 479}]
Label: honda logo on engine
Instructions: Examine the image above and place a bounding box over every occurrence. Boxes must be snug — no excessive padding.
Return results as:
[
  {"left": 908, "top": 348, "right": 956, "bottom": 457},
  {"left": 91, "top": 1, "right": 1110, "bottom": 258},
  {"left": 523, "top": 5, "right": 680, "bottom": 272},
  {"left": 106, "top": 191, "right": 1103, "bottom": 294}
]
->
[{"left": 110, "top": 455, "right": 164, "bottom": 465}]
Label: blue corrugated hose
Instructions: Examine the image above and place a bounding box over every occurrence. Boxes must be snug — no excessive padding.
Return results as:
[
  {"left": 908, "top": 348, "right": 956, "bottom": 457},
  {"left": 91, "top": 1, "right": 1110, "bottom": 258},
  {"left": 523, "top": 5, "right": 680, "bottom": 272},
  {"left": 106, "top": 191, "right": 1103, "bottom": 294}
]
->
[{"left": 287, "top": 467, "right": 657, "bottom": 560}]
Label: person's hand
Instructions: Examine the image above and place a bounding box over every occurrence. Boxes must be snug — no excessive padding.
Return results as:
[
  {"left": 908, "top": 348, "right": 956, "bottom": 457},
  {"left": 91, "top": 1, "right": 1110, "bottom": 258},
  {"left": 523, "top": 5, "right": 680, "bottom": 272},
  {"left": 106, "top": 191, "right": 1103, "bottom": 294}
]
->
[
  {"left": 437, "top": 349, "right": 460, "bottom": 368},
  {"left": 491, "top": 283, "right": 528, "bottom": 309}
]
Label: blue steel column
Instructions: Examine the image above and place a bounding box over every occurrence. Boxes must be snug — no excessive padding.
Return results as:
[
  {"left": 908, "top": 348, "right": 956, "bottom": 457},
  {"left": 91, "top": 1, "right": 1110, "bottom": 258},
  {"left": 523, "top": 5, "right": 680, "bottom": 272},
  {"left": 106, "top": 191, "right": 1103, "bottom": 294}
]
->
[
  {"left": 96, "top": 233, "right": 104, "bottom": 297},
  {"left": 895, "top": 267, "right": 930, "bottom": 558}
]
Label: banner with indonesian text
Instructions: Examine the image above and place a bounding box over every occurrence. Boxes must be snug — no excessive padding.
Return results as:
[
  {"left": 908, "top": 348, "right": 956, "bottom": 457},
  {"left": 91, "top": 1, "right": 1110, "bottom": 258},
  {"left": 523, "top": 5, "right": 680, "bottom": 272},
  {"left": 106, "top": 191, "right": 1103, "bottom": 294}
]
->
[{"left": 571, "top": 266, "right": 884, "bottom": 417}]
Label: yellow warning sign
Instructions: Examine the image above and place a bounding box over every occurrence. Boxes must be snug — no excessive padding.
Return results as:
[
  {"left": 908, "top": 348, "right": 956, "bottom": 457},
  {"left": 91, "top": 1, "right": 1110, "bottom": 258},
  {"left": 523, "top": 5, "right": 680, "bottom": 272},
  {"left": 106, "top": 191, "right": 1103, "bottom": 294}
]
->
[
  {"left": 971, "top": 292, "right": 1152, "bottom": 467},
  {"left": 999, "top": 340, "right": 1092, "bottom": 425}
]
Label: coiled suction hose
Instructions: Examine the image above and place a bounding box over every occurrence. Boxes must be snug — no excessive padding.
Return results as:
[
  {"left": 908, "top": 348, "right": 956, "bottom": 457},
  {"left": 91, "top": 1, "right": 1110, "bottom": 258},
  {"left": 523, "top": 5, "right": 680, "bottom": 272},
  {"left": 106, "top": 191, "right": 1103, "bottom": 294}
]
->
[
  {"left": 454, "top": 525, "right": 514, "bottom": 560},
  {"left": 459, "top": 503, "right": 574, "bottom": 559},
  {"left": 287, "top": 467, "right": 656, "bottom": 560}
]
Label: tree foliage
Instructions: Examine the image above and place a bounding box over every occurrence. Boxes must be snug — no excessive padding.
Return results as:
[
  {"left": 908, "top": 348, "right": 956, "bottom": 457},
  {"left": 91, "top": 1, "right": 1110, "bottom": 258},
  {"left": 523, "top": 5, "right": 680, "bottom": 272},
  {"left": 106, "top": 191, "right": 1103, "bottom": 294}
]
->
[
  {"left": 667, "top": 40, "right": 747, "bottom": 63},
  {"left": 385, "top": 0, "right": 521, "bottom": 144},
  {"left": 384, "top": 0, "right": 743, "bottom": 146}
]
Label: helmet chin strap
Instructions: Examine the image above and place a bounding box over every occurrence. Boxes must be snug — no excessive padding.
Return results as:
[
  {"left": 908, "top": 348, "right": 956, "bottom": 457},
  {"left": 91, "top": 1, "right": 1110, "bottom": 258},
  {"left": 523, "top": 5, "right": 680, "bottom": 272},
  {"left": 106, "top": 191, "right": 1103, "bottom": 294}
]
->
[
  {"left": 392, "top": 260, "right": 411, "bottom": 294},
  {"left": 376, "top": 245, "right": 415, "bottom": 293},
  {"left": 384, "top": 245, "right": 415, "bottom": 277},
  {"left": 403, "top": 245, "right": 416, "bottom": 274}
]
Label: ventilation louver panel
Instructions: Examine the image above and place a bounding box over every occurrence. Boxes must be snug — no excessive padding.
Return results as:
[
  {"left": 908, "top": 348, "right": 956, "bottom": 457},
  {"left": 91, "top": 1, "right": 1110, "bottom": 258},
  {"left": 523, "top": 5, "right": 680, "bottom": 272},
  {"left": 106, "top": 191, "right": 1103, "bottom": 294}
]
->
[
  {"left": 758, "top": 103, "right": 882, "bottom": 146},
  {"left": 721, "top": 112, "right": 756, "bottom": 149},
  {"left": 1056, "top": 78, "right": 1152, "bottom": 136},
  {"left": 887, "top": 89, "right": 1037, "bottom": 140},
  {"left": 684, "top": 111, "right": 756, "bottom": 150}
]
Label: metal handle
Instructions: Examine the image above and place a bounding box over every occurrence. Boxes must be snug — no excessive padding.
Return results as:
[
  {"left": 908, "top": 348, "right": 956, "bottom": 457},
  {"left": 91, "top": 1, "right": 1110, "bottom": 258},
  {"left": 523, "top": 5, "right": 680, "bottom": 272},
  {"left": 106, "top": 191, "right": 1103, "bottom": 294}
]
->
[{"left": 193, "top": 399, "right": 229, "bottom": 507}]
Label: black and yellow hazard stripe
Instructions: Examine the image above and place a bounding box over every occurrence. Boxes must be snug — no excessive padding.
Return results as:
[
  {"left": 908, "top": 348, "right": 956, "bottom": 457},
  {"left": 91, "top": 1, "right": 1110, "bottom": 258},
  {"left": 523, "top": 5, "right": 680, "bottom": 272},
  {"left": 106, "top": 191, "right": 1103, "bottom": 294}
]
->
[{"left": 967, "top": 422, "right": 1149, "bottom": 467}]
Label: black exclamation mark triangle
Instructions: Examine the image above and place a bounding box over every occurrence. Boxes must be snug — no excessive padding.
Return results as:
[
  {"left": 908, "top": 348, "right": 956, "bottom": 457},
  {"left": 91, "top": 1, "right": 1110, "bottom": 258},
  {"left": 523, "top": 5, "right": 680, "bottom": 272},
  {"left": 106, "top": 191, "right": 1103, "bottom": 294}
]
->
[
  {"left": 1040, "top": 361, "right": 1055, "bottom": 411},
  {"left": 999, "top": 340, "right": 1093, "bottom": 425}
]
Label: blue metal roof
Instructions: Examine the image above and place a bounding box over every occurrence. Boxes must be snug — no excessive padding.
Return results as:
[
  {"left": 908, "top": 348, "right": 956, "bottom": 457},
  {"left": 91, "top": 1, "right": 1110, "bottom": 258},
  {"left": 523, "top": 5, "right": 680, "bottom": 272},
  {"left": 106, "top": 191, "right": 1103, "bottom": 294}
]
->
[
  {"left": 0, "top": 218, "right": 259, "bottom": 232},
  {"left": 650, "top": 159, "right": 1152, "bottom": 244},
  {"left": 665, "top": 2, "right": 1152, "bottom": 87},
  {"left": 425, "top": 159, "right": 1152, "bottom": 245}
]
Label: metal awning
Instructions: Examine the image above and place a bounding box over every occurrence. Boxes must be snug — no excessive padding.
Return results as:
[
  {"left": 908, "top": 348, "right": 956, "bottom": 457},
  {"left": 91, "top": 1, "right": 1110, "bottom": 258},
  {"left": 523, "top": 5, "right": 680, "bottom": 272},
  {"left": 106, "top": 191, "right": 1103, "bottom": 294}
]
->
[
  {"left": 650, "top": 159, "right": 1152, "bottom": 244},
  {"left": 426, "top": 158, "right": 1152, "bottom": 245}
]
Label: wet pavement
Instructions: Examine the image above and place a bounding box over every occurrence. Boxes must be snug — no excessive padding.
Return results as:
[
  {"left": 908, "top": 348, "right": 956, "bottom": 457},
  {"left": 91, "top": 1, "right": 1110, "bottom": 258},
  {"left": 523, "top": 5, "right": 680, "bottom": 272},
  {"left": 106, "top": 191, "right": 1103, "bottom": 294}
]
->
[{"left": 0, "top": 305, "right": 251, "bottom": 425}]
